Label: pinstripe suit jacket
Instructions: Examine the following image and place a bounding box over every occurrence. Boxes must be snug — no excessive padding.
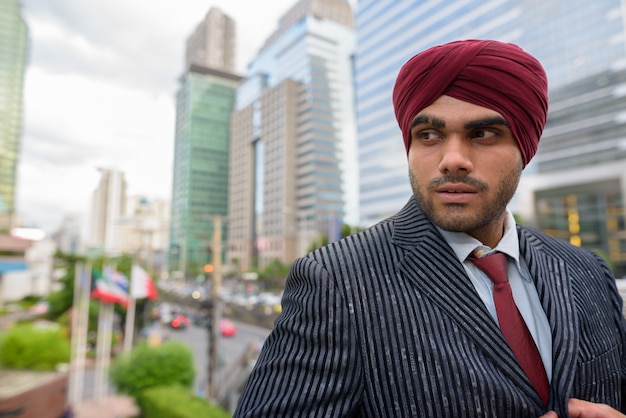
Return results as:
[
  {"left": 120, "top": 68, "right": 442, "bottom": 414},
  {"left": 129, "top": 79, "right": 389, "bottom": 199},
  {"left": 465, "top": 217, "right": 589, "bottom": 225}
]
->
[{"left": 234, "top": 198, "right": 626, "bottom": 417}]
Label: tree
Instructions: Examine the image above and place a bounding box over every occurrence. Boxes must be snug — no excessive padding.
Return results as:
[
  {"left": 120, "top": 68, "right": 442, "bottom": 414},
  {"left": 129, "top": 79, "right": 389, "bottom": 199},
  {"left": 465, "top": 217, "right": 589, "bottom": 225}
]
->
[
  {"left": 47, "top": 251, "right": 86, "bottom": 318},
  {"left": 307, "top": 223, "right": 364, "bottom": 253},
  {"left": 342, "top": 223, "right": 364, "bottom": 237},
  {"left": 91, "top": 253, "right": 133, "bottom": 278},
  {"left": 258, "top": 258, "right": 291, "bottom": 289}
]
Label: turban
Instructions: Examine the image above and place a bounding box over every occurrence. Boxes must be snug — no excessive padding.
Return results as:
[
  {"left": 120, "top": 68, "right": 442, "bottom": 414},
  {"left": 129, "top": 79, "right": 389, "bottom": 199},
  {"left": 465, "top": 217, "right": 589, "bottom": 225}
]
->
[{"left": 392, "top": 39, "right": 548, "bottom": 166}]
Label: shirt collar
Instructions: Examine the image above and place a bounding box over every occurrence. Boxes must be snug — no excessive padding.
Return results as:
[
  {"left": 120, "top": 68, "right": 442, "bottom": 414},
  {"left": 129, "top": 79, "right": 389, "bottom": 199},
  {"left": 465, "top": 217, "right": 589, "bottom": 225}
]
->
[{"left": 436, "top": 209, "right": 521, "bottom": 267}]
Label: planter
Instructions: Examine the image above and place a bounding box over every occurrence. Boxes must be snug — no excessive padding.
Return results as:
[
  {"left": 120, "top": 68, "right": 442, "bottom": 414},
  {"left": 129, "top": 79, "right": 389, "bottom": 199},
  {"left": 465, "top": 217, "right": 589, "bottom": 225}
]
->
[{"left": 0, "top": 371, "right": 68, "bottom": 418}]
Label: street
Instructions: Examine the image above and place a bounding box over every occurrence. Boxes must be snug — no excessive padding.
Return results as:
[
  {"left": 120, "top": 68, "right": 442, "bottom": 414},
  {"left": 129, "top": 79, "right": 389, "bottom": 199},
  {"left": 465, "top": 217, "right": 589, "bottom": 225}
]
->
[
  {"left": 72, "top": 314, "right": 271, "bottom": 408},
  {"left": 167, "top": 317, "right": 272, "bottom": 398}
]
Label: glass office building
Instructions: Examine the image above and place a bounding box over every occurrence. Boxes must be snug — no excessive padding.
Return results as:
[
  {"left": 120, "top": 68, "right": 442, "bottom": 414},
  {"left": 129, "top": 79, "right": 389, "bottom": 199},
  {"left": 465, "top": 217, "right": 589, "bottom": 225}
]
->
[
  {"left": 355, "top": 0, "right": 626, "bottom": 275},
  {"left": 0, "top": 0, "right": 28, "bottom": 231},
  {"left": 169, "top": 65, "right": 241, "bottom": 277},
  {"left": 169, "top": 8, "right": 241, "bottom": 278},
  {"left": 227, "top": 0, "right": 356, "bottom": 270}
]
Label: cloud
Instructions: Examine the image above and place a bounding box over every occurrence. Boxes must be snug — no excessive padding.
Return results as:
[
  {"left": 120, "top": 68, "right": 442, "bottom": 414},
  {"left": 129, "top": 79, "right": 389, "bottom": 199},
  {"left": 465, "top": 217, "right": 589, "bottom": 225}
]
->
[{"left": 15, "top": 0, "right": 356, "bottom": 233}]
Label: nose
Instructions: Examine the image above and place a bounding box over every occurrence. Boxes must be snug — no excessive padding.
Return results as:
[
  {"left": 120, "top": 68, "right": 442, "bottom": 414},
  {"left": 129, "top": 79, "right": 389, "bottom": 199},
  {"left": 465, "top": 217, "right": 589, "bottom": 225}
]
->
[{"left": 438, "top": 136, "right": 474, "bottom": 176}]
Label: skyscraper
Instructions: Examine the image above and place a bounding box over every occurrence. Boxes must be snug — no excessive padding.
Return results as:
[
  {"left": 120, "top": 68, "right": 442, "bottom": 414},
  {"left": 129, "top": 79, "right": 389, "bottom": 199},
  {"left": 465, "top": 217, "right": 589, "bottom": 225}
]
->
[
  {"left": 0, "top": 0, "right": 28, "bottom": 232},
  {"left": 88, "top": 168, "right": 127, "bottom": 254},
  {"left": 169, "top": 8, "right": 241, "bottom": 277},
  {"left": 227, "top": 0, "right": 356, "bottom": 270},
  {"left": 185, "top": 7, "right": 236, "bottom": 73},
  {"left": 355, "top": 0, "right": 626, "bottom": 275},
  {"left": 114, "top": 196, "right": 170, "bottom": 275}
]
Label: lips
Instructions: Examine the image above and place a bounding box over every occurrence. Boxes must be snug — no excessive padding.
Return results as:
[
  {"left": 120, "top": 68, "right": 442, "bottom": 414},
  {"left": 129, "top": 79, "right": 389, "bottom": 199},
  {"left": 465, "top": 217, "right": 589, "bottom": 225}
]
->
[
  {"left": 435, "top": 183, "right": 478, "bottom": 194},
  {"left": 434, "top": 183, "right": 478, "bottom": 204}
]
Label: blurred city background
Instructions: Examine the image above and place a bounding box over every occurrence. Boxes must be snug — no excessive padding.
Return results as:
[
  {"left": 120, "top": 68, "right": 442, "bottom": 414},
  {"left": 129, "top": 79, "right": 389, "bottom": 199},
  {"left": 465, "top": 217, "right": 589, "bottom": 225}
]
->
[{"left": 4, "top": 0, "right": 626, "bottom": 416}]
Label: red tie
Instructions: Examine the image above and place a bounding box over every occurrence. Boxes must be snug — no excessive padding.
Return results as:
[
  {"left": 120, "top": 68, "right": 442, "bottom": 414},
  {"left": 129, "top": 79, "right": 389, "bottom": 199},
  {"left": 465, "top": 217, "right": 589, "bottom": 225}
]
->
[{"left": 469, "top": 252, "right": 549, "bottom": 404}]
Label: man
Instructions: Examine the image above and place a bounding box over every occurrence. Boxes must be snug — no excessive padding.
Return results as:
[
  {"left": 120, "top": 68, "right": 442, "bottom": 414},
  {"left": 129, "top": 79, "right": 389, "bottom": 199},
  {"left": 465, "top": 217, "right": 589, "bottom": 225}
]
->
[{"left": 234, "top": 40, "right": 626, "bottom": 417}]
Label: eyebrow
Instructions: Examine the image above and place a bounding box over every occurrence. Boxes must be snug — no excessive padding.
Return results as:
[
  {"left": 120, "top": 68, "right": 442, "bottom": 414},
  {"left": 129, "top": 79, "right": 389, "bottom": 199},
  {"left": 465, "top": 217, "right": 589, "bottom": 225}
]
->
[{"left": 410, "top": 114, "right": 509, "bottom": 130}]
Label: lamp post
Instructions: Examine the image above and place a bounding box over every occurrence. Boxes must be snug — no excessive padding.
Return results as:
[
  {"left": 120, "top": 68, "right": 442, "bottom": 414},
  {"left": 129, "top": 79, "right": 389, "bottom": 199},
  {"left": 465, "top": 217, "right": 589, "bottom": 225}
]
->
[{"left": 206, "top": 215, "right": 223, "bottom": 401}]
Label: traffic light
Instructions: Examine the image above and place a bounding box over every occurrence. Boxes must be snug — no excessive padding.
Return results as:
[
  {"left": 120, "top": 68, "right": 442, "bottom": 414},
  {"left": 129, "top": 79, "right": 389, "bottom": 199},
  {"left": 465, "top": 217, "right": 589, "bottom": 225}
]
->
[{"left": 203, "top": 264, "right": 214, "bottom": 273}]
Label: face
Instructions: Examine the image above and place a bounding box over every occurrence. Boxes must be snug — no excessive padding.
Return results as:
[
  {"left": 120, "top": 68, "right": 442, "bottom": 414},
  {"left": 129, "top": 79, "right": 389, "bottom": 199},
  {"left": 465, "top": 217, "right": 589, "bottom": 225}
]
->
[{"left": 408, "top": 95, "right": 523, "bottom": 248}]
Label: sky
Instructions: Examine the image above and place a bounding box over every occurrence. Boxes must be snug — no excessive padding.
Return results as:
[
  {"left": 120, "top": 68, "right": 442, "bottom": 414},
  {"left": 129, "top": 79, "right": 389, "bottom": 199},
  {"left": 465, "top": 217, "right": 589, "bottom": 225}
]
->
[{"left": 16, "top": 0, "right": 356, "bottom": 235}]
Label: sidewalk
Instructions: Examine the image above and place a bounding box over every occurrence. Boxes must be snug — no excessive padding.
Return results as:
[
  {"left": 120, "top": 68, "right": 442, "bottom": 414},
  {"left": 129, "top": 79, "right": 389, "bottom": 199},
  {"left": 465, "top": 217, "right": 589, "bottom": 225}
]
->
[
  {"left": 0, "top": 310, "right": 139, "bottom": 417},
  {"left": 71, "top": 360, "right": 139, "bottom": 417},
  {"left": 73, "top": 396, "right": 139, "bottom": 418}
]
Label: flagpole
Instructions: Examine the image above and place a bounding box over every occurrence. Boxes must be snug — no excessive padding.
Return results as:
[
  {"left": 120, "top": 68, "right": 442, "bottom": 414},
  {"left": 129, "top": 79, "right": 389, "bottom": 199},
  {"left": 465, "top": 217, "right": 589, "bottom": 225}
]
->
[
  {"left": 102, "top": 302, "right": 114, "bottom": 398},
  {"left": 69, "top": 262, "right": 81, "bottom": 405},
  {"left": 94, "top": 299, "right": 107, "bottom": 401},
  {"left": 69, "top": 262, "right": 90, "bottom": 406},
  {"left": 123, "top": 286, "right": 136, "bottom": 354},
  {"left": 94, "top": 264, "right": 117, "bottom": 401},
  {"left": 124, "top": 263, "right": 141, "bottom": 354}
]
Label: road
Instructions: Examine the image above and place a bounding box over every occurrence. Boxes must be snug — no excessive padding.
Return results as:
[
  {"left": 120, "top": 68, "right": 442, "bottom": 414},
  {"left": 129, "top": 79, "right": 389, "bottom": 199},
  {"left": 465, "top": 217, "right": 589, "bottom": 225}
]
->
[
  {"left": 74, "top": 313, "right": 272, "bottom": 404},
  {"left": 167, "top": 317, "right": 272, "bottom": 398}
]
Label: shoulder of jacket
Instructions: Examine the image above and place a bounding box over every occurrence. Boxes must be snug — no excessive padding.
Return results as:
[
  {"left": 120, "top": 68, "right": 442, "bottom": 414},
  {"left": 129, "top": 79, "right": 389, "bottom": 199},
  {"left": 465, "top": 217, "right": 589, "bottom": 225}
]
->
[
  {"left": 303, "top": 220, "right": 395, "bottom": 262},
  {"left": 518, "top": 224, "right": 602, "bottom": 264}
]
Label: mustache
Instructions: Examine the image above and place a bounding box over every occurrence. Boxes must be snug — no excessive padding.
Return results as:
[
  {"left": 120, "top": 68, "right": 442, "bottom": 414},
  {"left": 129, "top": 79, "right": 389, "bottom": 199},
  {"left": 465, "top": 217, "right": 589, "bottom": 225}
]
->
[{"left": 427, "top": 175, "right": 488, "bottom": 192}]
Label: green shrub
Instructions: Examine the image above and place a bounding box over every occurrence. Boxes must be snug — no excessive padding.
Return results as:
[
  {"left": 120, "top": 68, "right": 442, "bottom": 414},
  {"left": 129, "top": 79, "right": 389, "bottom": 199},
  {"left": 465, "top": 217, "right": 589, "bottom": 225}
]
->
[
  {"left": 110, "top": 340, "right": 195, "bottom": 397},
  {"left": 137, "top": 385, "right": 231, "bottom": 418},
  {"left": 18, "top": 295, "right": 41, "bottom": 308},
  {"left": 0, "top": 323, "right": 70, "bottom": 370}
]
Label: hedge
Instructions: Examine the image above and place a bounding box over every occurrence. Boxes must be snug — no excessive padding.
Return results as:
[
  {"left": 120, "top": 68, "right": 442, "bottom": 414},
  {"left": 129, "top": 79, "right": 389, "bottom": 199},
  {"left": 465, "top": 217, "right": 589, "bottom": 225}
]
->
[
  {"left": 110, "top": 340, "right": 195, "bottom": 398},
  {"left": 0, "top": 323, "right": 70, "bottom": 370},
  {"left": 137, "top": 385, "right": 231, "bottom": 418}
]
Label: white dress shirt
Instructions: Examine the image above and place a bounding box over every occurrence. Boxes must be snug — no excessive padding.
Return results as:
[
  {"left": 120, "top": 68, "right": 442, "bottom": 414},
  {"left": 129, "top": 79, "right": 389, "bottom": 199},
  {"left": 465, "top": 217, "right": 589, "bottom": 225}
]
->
[{"left": 437, "top": 209, "right": 553, "bottom": 381}]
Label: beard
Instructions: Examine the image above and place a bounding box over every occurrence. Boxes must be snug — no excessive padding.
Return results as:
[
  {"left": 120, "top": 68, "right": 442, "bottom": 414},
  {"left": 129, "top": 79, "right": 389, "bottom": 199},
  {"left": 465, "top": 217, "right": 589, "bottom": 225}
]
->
[{"left": 409, "top": 163, "right": 522, "bottom": 234}]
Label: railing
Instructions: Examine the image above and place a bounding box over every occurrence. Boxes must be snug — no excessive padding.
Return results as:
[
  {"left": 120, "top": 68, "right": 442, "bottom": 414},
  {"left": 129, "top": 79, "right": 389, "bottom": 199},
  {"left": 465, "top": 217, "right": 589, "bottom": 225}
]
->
[
  {"left": 160, "top": 290, "right": 279, "bottom": 329},
  {"left": 214, "top": 339, "right": 261, "bottom": 411}
]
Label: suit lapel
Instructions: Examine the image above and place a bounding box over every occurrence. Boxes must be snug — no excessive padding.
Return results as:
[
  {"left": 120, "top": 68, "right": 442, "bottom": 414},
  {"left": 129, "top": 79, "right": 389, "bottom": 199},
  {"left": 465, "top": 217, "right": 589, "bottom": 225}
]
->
[
  {"left": 391, "top": 198, "right": 543, "bottom": 401},
  {"left": 518, "top": 228, "right": 578, "bottom": 408}
]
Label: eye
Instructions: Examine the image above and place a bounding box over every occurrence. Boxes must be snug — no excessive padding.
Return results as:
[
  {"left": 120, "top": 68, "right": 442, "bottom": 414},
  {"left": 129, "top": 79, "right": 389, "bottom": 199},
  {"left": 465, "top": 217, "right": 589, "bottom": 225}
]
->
[
  {"left": 412, "top": 129, "right": 442, "bottom": 144},
  {"left": 472, "top": 129, "right": 498, "bottom": 142}
]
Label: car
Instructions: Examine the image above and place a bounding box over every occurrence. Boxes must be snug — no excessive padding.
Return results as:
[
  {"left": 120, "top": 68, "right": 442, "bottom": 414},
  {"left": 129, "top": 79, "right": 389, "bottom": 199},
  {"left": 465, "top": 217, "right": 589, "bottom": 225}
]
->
[
  {"left": 30, "top": 301, "right": 49, "bottom": 315},
  {"left": 219, "top": 318, "right": 237, "bottom": 337},
  {"left": 192, "top": 312, "right": 209, "bottom": 327},
  {"left": 170, "top": 313, "right": 191, "bottom": 329},
  {"left": 158, "top": 303, "right": 173, "bottom": 325}
]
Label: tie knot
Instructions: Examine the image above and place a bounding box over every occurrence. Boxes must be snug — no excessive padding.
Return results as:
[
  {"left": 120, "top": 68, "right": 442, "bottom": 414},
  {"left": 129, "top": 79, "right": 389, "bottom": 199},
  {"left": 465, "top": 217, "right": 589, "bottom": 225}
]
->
[{"left": 468, "top": 252, "right": 509, "bottom": 284}]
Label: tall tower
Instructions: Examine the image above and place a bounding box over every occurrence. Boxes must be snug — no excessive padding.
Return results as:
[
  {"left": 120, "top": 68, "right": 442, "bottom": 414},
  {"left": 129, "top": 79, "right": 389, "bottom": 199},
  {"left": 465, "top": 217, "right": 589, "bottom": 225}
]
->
[
  {"left": 185, "top": 7, "right": 236, "bottom": 73},
  {"left": 88, "top": 168, "right": 127, "bottom": 254},
  {"left": 169, "top": 8, "right": 241, "bottom": 278},
  {"left": 227, "top": 0, "right": 356, "bottom": 270},
  {"left": 354, "top": 0, "right": 626, "bottom": 274},
  {"left": 0, "top": 0, "right": 28, "bottom": 232}
]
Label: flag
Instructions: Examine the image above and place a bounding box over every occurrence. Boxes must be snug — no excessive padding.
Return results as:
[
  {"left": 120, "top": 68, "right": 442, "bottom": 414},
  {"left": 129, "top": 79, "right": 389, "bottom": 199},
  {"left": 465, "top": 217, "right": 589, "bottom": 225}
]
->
[
  {"left": 131, "top": 265, "right": 158, "bottom": 300},
  {"left": 91, "top": 266, "right": 129, "bottom": 305}
]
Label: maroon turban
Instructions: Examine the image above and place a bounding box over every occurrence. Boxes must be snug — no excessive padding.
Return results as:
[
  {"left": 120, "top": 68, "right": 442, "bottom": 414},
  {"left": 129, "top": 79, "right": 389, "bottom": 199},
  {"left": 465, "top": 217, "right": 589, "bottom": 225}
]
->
[{"left": 392, "top": 39, "right": 548, "bottom": 166}]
